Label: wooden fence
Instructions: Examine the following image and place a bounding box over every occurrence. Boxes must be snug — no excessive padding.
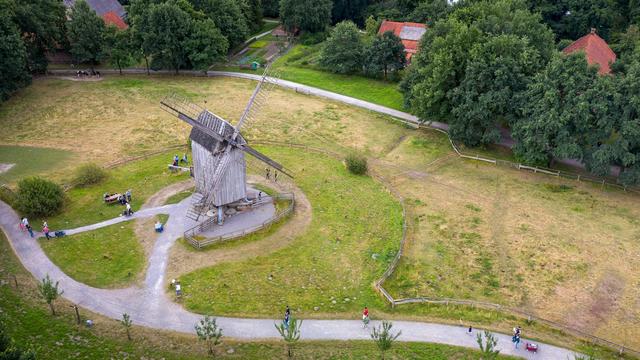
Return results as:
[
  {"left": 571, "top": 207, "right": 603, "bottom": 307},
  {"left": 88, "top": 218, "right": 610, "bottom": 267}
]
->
[{"left": 184, "top": 192, "right": 295, "bottom": 249}]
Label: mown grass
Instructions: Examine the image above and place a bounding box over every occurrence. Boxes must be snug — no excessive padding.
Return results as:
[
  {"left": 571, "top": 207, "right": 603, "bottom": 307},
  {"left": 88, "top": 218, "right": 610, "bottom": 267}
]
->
[
  {"left": 271, "top": 45, "right": 405, "bottom": 111},
  {"left": 1, "top": 232, "right": 517, "bottom": 360},
  {"left": 42, "top": 151, "right": 189, "bottom": 230},
  {"left": 179, "top": 147, "right": 403, "bottom": 316},
  {"left": 39, "top": 222, "right": 144, "bottom": 288},
  {"left": 0, "top": 145, "right": 74, "bottom": 184}
]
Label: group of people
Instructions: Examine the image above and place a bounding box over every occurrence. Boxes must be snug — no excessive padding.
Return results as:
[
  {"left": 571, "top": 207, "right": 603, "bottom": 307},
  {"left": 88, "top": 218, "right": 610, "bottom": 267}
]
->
[
  {"left": 76, "top": 70, "right": 100, "bottom": 78},
  {"left": 265, "top": 168, "right": 278, "bottom": 182},
  {"left": 172, "top": 154, "right": 188, "bottom": 167},
  {"left": 19, "top": 218, "right": 52, "bottom": 239},
  {"left": 281, "top": 306, "right": 370, "bottom": 329}
]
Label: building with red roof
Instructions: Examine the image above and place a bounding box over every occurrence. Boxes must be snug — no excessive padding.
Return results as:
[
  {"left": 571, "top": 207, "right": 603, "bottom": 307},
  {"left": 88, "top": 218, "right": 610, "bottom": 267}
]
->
[
  {"left": 378, "top": 20, "right": 427, "bottom": 61},
  {"left": 562, "top": 28, "right": 616, "bottom": 74},
  {"left": 64, "top": 0, "right": 128, "bottom": 29}
]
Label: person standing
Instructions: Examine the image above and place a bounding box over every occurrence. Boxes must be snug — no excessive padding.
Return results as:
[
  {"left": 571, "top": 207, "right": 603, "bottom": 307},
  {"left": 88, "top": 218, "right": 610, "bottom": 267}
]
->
[
  {"left": 284, "top": 306, "right": 291, "bottom": 328},
  {"left": 125, "top": 189, "right": 132, "bottom": 202},
  {"left": 43, "top": 223, "right": 51, "bottom": 240},
  {"left": 173, "top": 154, "right": 179, "bottom": 167},
  {"left": 125, "top": 202, "right": 132, "bottom": 216},
  {"left": 19, "top": 218, "right": 25, "bottom": 232},
  {"left": 362, "top": 306, "right": 370, "bottom": 328},
  {"left": 467, "top": 326, "right": 473, "bottom": 336}
]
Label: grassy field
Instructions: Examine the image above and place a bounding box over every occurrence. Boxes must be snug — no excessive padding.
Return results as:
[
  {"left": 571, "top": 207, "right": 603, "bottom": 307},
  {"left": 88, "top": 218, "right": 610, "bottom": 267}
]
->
[
  {"left": 1, "top": 232, "right": 517, "bottom": 360},
  {"left": 39, "top": 222, "right": 144, "bottom": 288},
  {"left": 272, "top": 44, "right": 405, "bottom": 110},
  {"left": 2, "top": 75, "right": 640, "bottom": 354},
  {"left": 0, "top": 145, "right": 74, "bottom": 184},
  {"left": 179, "top": 146, "right": 404, "bottom": 316},
  {"left": 378, "top": 129, "right": 640, "bottom": 348}
]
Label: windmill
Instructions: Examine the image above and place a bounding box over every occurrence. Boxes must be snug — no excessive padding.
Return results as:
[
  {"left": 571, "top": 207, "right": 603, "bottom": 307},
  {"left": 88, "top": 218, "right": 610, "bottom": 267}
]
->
[{"left": 160, "top": 68, "right": 292, "bottom": 223}]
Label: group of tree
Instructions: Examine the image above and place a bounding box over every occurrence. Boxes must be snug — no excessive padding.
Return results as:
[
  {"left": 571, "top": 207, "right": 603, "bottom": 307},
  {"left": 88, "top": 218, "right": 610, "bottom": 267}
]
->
[
  {"left": 319, "top": 20, "right": 407, "bottom": 79},
  {"left": 400, "top": 0, "right": 640, "bottom": 185},
  {"left": 0, "top": 0, "right": 66, "bottom": 101}
]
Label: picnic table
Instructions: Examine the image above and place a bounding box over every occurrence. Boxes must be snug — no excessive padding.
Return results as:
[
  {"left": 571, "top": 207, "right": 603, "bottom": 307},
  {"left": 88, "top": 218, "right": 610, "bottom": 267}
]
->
[{"left": 103, "top": 193, "right": 122, "bottom": 204}]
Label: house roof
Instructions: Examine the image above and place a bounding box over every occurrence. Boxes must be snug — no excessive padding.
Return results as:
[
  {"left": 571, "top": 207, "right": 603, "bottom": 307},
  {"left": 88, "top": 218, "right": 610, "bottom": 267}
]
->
[
  {"left": 562, "top": 29, "right": 617, "bottom": 74},
  {"left": 103, "top": 11, "right": 127, "bottom": 29},
  {"left": 64, "top": 0, "right": 127, "bottom": 28},
  {"left": 378, "top": 20, "right": 427, "bottom": 61}
]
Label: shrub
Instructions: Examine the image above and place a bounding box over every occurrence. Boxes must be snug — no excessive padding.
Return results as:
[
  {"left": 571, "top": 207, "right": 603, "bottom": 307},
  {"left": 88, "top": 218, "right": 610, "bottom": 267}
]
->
[
  {"left": 73, "top": 163, "right": 107, "bottom": 187},
  {"left": 345, "top": 154, "right": 367, "bottom": 175},
  {"left": 16, "top": 177, "right": 64, "bottom": 218}
]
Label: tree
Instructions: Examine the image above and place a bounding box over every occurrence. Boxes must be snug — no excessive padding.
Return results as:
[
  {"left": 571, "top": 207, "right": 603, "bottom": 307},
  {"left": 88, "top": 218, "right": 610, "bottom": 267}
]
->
[
  {"left": 274, "top": 317, "right": 302, "bottom": 359},
  {"left": 120, "top": 313, "right": 133, "bottom": 341},
  {"left": 191, "top": 0, "right": 249, "bottom": 48},
  {"left": 195, "top": 316, "right": 223, "bottom": 357},
  {"left": 37, "top": 274, "right": 63, "bottom": 316},
  {"left": 104, "top": 26, "right": 135, "bottom": 75},
  {"left": 241, "top": 0, "right": 263, "bottom": 34},
  {"left": 187, "top": 19, "right": 229, "bottom": 72},
  {"left": 513, "top": 52, "right": 613, "bottom": 167},
  {"left": 365, "top": 30, "right": 406, "bottom": 80},
  {"left": 319, "top": 21, "right": 365, "bottom": 74},
  {"left": 279, "top": 0, "right": 332, "bottom": 33},
  {"left": 476, "top": 330, "right": 500, "bottom": 359},
  {"left": 365, "top": 15, "right": 380, "bottom": 37},
  {"left": 449, "top": 35, "right": 542, "bottom": 146},
  {"left": 67, "top": 0, "right": 106, "bottom": 70},
  {"left": 332, "top": 0, "right": 369, "bottom": 25},
  {"left": 407, "top": 0, "right": 451, "bottom": 25},
  {"left": 527, "top": 0, "right": 629, "bottom": 41},
  {"left": 370, "top": 320, "right": 401, "bottom": 360},
  {"left": 16, "top": 177, "right": 64, "bottom": 218},
  {"left": 262, "top": 0, "right": 279, "bottom": 18},
  {"left": 139, "top": 1, "right": 193, "bottom": 74},
  {"left": 9, "top": 0, "right": 67, "bottom": 73},
  {"left": 0, "top": 10, "right": 31, "bottom": 102},
  {"left": 405, "top": 0, "right": 555, "bottom": 146}
]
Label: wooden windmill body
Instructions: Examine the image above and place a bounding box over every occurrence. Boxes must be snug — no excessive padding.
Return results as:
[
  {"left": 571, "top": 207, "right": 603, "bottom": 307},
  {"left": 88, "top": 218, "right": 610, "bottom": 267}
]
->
[{"left": 160, "top": 69, "right": 290, "bottom": 223}]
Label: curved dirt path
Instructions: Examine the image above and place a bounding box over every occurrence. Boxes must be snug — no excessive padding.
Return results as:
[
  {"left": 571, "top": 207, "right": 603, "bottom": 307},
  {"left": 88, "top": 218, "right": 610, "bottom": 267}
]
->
[{"left": 0, "top": 196, "right": 578, "bottom": 359}]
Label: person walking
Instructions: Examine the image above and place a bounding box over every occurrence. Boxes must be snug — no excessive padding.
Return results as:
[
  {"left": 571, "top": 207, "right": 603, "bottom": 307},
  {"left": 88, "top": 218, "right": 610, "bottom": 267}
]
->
[
  {"left": 513, "top": 334, "right": 521, "bottom": 349},
  {"left": 265, "top": 168, "right": 270, "bottom": 179},
  {"left": 284, "top": 306, "right": 291, "bottom": 328},
  {"left": 467, "top": 326, "right": 473, "bottom": 336},
  {"left": 362, "top": 306, "right": 370, "bottom": 328},
  {"left": 19, "top": 218, "right": 25, "bottom": 232},
  {"left": 26, "top": 224, "right": 34, "bottom": 238},
  {"left": 21, "top": 217, "right": 29, "bottom": 231},
  {"left": 125, "top": 189, "right": 132, "bottom": 202}
]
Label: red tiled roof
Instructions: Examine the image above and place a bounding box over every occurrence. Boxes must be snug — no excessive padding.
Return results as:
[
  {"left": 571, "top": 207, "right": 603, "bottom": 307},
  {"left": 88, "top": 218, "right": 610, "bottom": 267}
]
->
[
  {"left": 103, "top": 11, "right": 127, "bottom": 30},
  {"left": 378, "top": 20, "right": 427, "bottom": 61},
  {"left": 562, "top": 29, "right": 616, "bottom": 74}
]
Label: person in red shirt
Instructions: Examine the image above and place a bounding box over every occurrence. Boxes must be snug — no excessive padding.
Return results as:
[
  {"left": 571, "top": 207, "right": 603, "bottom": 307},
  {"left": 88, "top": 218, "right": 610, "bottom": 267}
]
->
[{"left": 362, "top": 306, "right": 369, "bottom": 328}]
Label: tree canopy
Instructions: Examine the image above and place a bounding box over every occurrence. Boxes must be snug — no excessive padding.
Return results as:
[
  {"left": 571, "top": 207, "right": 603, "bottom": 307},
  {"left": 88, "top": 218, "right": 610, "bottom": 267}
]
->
[
  {"left": 365, "top": 30, "right": 407, "bottom": 79},
  {"left": 67, "top": 0, "right": 107, "bottom": 68},
  {"left": 319, "top": 21, "right": 365, "bottom": 74},
  {"left": 191, "top": 0, "right": 249, "bottom": 48},
  {"left": 0, "top": 9, "right": 31, "bottom": 101},
  {"left": 279, "top": 0, "right": 332, "bottom": 33},
  {"left": 404, "top": 0, "right": 555, "bottom": 146}
]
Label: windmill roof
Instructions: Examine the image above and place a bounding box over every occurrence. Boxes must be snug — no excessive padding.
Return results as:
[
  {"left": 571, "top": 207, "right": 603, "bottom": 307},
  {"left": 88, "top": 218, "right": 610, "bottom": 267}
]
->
[
  {"left": 562, "top": 29, "right": 616, "bottom": 74},
  {"left": 378, "top": 20, "right": 426, "bottom": 61}
]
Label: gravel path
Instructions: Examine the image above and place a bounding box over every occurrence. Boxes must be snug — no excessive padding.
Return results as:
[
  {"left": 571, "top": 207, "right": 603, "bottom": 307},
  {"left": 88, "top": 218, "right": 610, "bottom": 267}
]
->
[{"left": 0, "top": 197, "right": 579, "bottom": 359}]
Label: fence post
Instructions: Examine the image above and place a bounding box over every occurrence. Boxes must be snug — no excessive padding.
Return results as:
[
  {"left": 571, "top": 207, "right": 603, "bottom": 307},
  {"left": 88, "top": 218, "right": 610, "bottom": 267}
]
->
[
  {"left": 577, "top": 175, "right": 581, "bottom": 182},
  {"left": 601, "top": 179, "right": 606, "bottom": 190},
  {"left": 12, "top": 274, "right": 18, "bottom": 289}
]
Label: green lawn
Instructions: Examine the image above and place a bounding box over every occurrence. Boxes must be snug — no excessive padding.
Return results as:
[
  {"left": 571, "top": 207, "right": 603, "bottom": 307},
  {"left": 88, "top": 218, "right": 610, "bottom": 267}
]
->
[
  {"left": 180, "top": 146, "right": 404, "bottom": 316},
  {"left": 0, "top": 145, "right": 74, "bottom": 184},
  {"left": 272, "top": 45, "right": 405, "bottom": 111},
  {"left": 39, "top": 222, "right": 144, "bottom": 288},
  {"left": 42, "top": 151, "right": 189, "bottom": 230}
]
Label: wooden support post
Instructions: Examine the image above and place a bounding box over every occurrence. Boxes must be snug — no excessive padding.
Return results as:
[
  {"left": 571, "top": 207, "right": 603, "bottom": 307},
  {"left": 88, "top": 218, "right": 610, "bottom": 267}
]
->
[
  {"left": 71, "top": 305, "right": 81, "bottom": 324},
  {"left": 13, "top": 274, "right": 18, "bottom": 289}
]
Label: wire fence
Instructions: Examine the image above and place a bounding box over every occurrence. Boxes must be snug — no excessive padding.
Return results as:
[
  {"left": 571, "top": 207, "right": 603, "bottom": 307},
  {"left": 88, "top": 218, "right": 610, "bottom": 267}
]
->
[{"left": 184, "top": 192, "right": 295, "bottom": 249}]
